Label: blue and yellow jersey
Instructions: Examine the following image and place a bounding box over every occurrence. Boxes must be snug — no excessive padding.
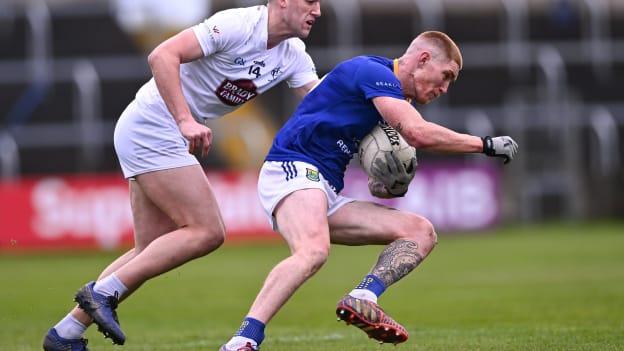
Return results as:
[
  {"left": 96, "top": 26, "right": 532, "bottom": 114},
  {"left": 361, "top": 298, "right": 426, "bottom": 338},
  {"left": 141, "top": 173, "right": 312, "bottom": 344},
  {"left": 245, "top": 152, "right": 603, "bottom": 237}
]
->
[{"left": 265, "top": 56, "right": 405, "bottom": 193}]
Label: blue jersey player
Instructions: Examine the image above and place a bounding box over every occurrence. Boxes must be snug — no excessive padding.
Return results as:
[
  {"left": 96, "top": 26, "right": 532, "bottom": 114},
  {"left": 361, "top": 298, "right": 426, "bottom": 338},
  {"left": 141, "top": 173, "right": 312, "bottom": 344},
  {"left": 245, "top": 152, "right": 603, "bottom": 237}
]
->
[{"left": 221, "top": 31, "right": 518, "bottom": 351}]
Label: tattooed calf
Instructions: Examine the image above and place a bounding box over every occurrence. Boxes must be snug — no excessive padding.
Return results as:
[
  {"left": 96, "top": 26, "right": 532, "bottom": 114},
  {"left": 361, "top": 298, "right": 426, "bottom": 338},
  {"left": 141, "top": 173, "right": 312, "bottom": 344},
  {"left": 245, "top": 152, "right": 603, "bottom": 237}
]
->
[{"left": 370, "top": 239, "right": 423, "bottom": 287}]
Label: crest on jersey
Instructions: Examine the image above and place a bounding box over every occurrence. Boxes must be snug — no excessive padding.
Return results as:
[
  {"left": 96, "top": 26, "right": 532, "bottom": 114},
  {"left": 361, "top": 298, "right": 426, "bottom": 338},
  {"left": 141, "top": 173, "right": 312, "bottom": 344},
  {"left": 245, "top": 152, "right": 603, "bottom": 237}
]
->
[
  {"left": 306, "top": 168, "right": 320, "bottom": 182},
  {"left": 215, "top": 79, "right": 258, "bottom": 106}
]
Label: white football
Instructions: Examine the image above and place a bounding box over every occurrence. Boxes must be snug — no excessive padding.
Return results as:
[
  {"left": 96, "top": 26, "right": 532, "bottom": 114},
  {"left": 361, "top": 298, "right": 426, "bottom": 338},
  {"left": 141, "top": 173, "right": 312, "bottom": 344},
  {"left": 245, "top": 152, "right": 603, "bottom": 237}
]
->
[{"left": 359, "top": 123, "right": 417, "bottom": 178}]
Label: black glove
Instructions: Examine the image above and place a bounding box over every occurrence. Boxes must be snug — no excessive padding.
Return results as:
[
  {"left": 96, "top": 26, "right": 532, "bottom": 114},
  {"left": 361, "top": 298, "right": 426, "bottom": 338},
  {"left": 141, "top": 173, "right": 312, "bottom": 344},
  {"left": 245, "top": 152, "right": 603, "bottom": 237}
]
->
[{"left": 482, "top": 136, "right": 519, "bottom": 164}]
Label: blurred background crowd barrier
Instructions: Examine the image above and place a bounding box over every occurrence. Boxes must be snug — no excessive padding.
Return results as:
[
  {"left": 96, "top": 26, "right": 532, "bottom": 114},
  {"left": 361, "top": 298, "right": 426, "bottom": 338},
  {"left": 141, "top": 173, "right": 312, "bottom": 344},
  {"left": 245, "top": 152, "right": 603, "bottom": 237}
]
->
[{"left": 0, "top": 0, "right": 622, "bottom": 250}]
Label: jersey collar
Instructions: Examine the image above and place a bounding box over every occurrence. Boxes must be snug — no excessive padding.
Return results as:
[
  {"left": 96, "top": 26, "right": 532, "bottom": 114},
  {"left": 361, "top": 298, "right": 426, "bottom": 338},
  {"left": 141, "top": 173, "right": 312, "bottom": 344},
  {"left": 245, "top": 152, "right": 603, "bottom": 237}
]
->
[{"left": 393, "top": 58, "right": 412, "bottom": 104}]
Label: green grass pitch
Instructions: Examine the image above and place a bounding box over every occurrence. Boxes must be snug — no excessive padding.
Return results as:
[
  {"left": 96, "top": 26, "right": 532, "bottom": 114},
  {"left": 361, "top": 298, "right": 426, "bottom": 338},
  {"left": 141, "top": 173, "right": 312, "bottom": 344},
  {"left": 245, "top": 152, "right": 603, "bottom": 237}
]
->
[{"left": 2, "top": 222, "right": 623, "bottom": 350}]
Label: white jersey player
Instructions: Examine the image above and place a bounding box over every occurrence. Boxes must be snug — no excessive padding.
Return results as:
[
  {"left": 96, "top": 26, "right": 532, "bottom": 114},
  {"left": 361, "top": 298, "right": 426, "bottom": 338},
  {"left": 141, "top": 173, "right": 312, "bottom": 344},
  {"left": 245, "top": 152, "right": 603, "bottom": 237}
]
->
[
  {"left": 137, "top": 5, "right": 317, "bottom": 121},
  {"left": 117, "top": 4, "right": 318, "bottom": 177},
  {"left": 43, "top": 2, "right": 322, "bottom": 350}
]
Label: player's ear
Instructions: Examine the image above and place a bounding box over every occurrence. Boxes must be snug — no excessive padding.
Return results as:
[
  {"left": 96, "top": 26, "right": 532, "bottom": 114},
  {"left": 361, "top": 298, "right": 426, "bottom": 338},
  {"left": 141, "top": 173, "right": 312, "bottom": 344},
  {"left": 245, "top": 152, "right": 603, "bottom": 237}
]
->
[{"left": 417, "top": 51, "right": 430, "bottom": 67}]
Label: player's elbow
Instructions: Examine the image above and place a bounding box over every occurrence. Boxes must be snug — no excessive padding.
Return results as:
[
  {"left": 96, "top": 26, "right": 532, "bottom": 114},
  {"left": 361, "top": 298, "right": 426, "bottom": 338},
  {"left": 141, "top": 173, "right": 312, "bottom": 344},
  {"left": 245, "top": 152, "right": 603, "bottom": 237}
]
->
[
  {"left": 147, "top": 46, "right": 175, "bottom": 71},
  {"left": 147, "top": 48, "right": 161, "bottom": 69}
]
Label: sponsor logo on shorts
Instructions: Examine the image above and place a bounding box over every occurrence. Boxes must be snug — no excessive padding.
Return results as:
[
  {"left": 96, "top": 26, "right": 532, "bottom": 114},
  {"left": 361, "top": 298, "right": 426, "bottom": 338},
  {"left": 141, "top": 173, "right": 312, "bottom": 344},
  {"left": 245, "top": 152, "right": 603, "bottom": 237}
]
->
[
  {"left": 306, "top": 168, "right": 320, "bottom": 182},
  {"left": 216, "top": 79, "right": 258, "bottom": 106}
]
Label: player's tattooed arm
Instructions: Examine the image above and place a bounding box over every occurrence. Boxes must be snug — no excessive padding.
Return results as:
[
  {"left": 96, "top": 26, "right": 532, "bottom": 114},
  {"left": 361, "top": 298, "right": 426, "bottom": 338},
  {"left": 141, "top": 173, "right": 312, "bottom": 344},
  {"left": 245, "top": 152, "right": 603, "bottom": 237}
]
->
[{"left": 370, "top": 239, "right": 422, "bottom": 287}]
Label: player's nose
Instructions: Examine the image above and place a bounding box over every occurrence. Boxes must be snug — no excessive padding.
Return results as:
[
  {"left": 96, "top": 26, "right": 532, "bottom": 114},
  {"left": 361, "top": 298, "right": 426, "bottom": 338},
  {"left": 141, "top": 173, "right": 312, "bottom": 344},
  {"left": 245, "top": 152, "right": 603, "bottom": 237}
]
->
[
  {"left": 439, "top": 84, "right": 448, "bottom": 95},
  {"left": 311, "top": 2, "right": 321, "bottom": 17}
]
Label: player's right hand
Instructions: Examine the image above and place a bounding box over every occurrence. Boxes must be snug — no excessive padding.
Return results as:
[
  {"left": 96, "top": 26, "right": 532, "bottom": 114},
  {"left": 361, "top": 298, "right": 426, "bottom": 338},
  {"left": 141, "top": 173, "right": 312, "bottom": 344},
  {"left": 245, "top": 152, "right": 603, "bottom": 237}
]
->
[
  {"left": 482, "top": 136, "right": 518, "bottom": 164},
  {"left": 178, "top": 119, "right": 213, "bottom": 157}
]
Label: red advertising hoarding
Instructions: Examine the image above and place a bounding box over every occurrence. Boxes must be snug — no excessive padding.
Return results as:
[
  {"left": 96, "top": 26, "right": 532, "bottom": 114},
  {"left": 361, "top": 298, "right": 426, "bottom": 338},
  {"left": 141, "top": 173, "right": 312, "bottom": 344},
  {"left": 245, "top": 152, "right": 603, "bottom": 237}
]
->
[
  {"left": 0, "top": 172, "right": 276, "bottom": 251},
  {"left": 0, "top": 164, "right": 500, "bottom": 251}
]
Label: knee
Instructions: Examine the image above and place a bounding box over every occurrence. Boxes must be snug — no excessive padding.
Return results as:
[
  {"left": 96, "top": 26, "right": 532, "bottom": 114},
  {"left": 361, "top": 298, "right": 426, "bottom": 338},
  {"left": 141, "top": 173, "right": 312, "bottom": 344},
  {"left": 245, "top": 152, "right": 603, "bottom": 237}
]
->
[
  {"left": 295, "top": 243, "right": 330, "bottom": 275},
  {"left": 191, "top": 224, "right": 225, "bottom": 257},
  {"left": 396, "top": 214, "right": 438, "bottom": 251}
]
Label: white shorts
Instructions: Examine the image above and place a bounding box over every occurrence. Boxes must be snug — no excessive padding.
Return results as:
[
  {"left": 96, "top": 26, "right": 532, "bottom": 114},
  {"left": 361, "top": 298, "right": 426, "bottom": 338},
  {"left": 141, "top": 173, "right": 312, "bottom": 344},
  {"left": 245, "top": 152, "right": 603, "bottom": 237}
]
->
[
  {"left": 113, "top": 99, "right": 199, "bottom": 178},
  {"left": 258, "top": 161, "right": 354, "bottom": 230}
]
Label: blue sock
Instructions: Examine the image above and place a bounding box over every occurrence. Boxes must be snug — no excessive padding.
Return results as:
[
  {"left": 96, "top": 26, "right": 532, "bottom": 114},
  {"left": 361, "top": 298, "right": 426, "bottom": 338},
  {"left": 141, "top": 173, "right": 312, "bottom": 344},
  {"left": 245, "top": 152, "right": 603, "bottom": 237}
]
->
[
  {"left": 235, "top": 317, "right": 265, "bottom": 346},
  {"left": 355, "top": 274, "right": 387, "bottom": 298}
]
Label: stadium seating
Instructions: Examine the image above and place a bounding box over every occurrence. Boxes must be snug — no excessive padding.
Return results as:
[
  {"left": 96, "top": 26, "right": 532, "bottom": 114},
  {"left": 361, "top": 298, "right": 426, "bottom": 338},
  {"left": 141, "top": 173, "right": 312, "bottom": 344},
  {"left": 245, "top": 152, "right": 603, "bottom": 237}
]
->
[{"left": 0, "top": 0, "right": 622, "bottom": 218}]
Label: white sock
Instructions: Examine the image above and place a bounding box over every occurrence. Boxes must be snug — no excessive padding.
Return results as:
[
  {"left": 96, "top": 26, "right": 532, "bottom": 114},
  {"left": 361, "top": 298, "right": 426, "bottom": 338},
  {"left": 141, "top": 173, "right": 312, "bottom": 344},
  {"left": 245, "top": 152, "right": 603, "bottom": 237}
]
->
[
  {"left": 226, "top": 336, "right": 257, "bottom": 350},
  {"left": 349, "top": 289, "right": 378, "bottom": 303},
  {"left": 54, "top": 314, "right": 87, "bottom": 339},
  {"left": 93, "top": 273, "right": 128, "bottom": 298}
]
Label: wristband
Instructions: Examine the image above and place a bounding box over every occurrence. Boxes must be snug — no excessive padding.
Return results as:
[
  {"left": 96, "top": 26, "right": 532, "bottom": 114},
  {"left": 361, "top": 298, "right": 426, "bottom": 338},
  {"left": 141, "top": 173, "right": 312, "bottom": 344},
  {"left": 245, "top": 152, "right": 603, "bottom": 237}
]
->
[{"left": 482, "top": 136, "right": 495, "bottom": 156}]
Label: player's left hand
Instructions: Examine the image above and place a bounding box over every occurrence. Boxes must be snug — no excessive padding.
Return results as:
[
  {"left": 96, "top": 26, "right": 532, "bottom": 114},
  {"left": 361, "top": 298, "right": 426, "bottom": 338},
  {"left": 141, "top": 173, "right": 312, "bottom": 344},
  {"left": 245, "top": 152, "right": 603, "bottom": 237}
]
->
[
  {"left": 482, "top": 136, "right": 519, "bottom": 164},
  {"left": 370, "top": 152, "right": 416, "bottom": 197},
  {"left": 368, "top": 177, "right": 396, "bottom": 199}
]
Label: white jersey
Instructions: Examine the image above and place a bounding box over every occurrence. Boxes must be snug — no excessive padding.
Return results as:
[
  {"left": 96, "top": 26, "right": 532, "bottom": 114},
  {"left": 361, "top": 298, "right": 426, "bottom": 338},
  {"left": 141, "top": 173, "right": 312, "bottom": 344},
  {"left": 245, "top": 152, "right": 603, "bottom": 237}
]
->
[{"left": 135, "top": 5, "right": 318, "bottom": 121}]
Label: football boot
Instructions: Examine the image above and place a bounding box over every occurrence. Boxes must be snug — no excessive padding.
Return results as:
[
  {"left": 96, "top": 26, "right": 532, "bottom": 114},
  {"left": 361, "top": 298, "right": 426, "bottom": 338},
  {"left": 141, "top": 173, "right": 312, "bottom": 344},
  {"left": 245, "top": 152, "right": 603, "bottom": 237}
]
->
[
  {"left": 42, "top": 328, "right": 89, "bottom": 351},
  {"left": 74, "top": 281, "right": 125, "bottom": 345},
  {"left": 336, "top": 295, "right": 408, "bottom": 344}
]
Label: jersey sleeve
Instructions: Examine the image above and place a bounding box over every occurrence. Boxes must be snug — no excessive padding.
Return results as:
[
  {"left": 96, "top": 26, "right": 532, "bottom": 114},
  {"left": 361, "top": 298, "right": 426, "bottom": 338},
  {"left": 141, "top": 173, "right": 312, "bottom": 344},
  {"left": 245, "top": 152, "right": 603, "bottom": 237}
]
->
[
  {"left": 192, "top": 10, "right": 244, "bottom": 57},
  {"left": 285, "top": 41, "right": 319, "bottom": 88},
  {"left": 354, "top": 61, "right": 405, "bottom": 100}
]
